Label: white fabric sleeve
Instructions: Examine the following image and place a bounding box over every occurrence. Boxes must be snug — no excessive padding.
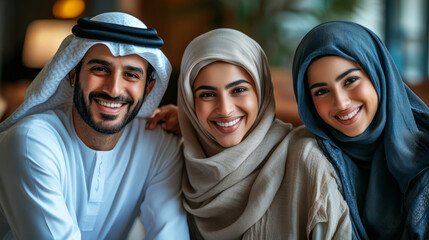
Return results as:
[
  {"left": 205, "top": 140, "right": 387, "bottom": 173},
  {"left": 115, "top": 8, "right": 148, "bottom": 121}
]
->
[
  {"left": 0, "top": 124, "right": 81, "bottom": 239},
  {"left": 139, "top": 132, "right": 189, "bottom": 240}
]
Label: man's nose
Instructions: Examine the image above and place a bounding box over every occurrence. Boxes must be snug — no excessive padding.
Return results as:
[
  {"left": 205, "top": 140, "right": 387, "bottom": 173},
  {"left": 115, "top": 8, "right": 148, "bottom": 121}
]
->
[{"left": 104, "top": 72, "right": 122, "bottom": 96}]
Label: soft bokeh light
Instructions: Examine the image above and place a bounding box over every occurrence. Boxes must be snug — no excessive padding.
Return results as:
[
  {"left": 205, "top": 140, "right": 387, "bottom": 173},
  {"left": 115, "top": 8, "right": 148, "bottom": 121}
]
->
[
  {"left": 22, "top": 20, "right": 76, "bottom": 68},
  {"left": 53, "top": 0, "right": 85, "bottom": 19}
]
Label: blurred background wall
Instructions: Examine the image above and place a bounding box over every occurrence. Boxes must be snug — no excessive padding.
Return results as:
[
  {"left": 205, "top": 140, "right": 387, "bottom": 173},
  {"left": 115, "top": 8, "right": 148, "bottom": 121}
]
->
[{"left": 0, "top": 0, "right": 428, "bottom": 126}]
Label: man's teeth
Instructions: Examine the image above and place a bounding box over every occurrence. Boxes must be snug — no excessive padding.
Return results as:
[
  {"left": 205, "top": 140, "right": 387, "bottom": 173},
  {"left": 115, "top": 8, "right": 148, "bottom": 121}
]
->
[
  {"left": 216, "top": 118, "right": 240, "bottom": 127},
  {"left": 99, "top": 101, "right": 123, "bottom": 108},
  {"left": 338, "top": 107, "right": 360, "bottom": 120}
]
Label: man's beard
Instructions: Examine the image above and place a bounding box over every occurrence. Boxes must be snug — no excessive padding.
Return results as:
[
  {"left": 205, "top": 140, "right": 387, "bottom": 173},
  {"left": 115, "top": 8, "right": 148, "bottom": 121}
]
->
[{"left": 73, "top": 77, "right": 144, "bottom": 134}]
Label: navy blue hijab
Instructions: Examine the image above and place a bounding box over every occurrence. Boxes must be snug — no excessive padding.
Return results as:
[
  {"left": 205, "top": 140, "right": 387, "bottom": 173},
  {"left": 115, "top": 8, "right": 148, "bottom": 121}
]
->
[{"left": 292, "top": 21, "right": 429, "bottom": 239}]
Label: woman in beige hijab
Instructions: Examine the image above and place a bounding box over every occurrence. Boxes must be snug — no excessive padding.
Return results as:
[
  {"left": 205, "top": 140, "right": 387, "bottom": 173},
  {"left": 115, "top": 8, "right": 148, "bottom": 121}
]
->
[{"left": 150, "top": 28, "right": 351, "bottom": 239}]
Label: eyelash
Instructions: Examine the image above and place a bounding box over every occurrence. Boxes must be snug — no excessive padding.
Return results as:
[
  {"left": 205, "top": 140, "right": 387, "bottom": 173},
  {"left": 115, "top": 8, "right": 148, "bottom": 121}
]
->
[
  {"left": 344, "top": 77, "right": 358, "bottom": 86},
  {"left": 125, "top": 72, "right": 140, "bottom": 79},
  {"left": 232, "top": 87, "right": 247, "bottom": 94},
  {"left": 312, "top": 76, "right": 359, "bottom": 96},
  {"left": 313, "top": 88, "right": 328, "bottom": 96},
  {"left": 90, "top": 66, "right": 141, "bottom": 80},
  {"left": 91, "top": 66, "right": 108, "bottom": 73},
  {"left": 199, "top": 92, "right": 215, "bottom": 98}
]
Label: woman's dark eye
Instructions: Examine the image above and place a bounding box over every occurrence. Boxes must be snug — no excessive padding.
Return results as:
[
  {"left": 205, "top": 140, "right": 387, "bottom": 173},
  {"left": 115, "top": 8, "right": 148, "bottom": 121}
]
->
[
  {"left": 314, "top": 88, "right": 329, "bottom": 96},
  {"left": 232, "top": 87, "right": 247, "bottom": 94},
  {"left": 199, "top": 92, "right": 215, "bottom": 98},
  {"left": 344, "top": 77, "right": 358, "bottom": 86}
]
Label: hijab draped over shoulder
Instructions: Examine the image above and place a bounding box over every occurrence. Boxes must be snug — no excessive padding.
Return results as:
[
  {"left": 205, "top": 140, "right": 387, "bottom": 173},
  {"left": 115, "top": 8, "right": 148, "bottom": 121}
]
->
[
  {"left": 292, "top": 21, "right": 429, "bottom": 239},
  {"left": 178, "top": 28, "right": 293, "bottom": 239}
]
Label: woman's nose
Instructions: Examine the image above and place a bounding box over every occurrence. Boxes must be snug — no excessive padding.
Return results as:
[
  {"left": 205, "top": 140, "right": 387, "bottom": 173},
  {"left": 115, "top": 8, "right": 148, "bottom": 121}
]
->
[
  {"left": 217, "top": 95, "right": 234, "bottom": 116},
  {"left": 333, "top": 90, "right": 351, "bottom": 110}
]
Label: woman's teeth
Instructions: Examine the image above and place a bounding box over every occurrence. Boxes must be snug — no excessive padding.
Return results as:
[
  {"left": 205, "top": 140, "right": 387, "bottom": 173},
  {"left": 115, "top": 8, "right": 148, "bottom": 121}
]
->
[
  {"left": 216, "top": 118, "right": 240, "bottom": 127},
  {"left": 98, "top": 100, "right": 123, "bottom": 108},
  {"left": 338, "top": 107, "right": 360, "bottom": 120}
]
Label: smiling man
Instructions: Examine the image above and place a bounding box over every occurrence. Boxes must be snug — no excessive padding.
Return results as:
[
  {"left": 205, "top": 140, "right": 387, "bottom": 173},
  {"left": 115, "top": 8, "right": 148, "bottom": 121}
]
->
[
  {"left": 0, "top": 12, "right": 189, "bottom": 239},
  {"left": 70, "top": 44, "right": 154, "bottom": 150}
]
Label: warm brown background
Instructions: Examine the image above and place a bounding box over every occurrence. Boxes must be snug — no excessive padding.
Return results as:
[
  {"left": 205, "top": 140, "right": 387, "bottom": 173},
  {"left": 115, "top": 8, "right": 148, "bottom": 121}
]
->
[{"left": 1, "top": 0, "right": 428, "bottom": 127}]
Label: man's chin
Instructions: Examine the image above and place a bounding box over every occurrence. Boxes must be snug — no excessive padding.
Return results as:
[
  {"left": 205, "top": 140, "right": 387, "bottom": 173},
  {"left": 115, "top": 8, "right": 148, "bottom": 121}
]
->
[
  {"left": 91, "top": 123, "right": 124, "bottom": 135},
  {"left": 99, "top": 113, "right": 120, "bottom": 121},
  {"left": 85, "top": 115, "right": 126, "bottom": 134}
]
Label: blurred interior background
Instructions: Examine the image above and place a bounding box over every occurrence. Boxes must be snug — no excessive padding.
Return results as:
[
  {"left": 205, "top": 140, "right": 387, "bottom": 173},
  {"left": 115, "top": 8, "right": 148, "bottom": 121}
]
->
[
  {"left": 0, "top": 1, "right": 428, "bottom": 238},
  {"left": 0, "top": 0, "right": 428, "bottom": 127}
]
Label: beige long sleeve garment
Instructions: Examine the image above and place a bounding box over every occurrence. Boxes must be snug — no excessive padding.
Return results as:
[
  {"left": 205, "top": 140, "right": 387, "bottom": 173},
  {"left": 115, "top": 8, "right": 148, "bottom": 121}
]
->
[
  {"left": 185, "top": 125, "right": 351, "bottom": 240},
  {"left": 177, "top": 28, "right": 351, "bottom": 240},
  {"left": 243, "top": 126, "right": 351, "bottom": 240}
]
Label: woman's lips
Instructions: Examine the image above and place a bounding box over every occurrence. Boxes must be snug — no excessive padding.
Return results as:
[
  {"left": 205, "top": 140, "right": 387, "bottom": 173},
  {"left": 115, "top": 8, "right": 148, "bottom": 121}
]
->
[
  {"left": 335, "top": 106, "right": 362, "bottom": 125},
  {"left": 337, "top": 106, "right": 361, "bottom": 120},
  {"left": 212, "top": 117, "right": 242, "bottom": 133}
]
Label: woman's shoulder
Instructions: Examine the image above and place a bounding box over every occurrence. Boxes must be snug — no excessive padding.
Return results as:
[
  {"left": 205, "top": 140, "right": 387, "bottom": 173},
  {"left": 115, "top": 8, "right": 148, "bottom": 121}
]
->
[
  {"left": 284, "top": 125, "right": 337, "bottom": 181},
  {"left": 288, "top": 125, "right": 317, "bottom": 140},
  {"left": 279, "top": 126, "right": 351, "bottom": 239},
  {"left": 286, "top": 125, "right": 322, "bottom": 156}
]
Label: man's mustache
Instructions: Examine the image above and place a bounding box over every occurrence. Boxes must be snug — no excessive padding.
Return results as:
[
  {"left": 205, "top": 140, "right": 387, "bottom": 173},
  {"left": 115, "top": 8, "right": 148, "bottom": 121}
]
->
[{"left": 89, "top": 92, "right": 134, "bottom": 105}]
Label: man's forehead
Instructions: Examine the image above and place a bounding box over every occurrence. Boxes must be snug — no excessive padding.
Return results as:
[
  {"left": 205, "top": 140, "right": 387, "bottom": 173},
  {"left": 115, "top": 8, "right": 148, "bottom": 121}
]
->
[{"left": 82, "top": 44, "right": 149, "bottom": 66}]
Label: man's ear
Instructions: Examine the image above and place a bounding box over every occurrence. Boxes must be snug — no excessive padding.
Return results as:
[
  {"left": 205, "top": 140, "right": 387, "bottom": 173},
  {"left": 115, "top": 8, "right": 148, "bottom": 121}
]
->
[
  {"left": 69, "top": 69, "right": 76, "bottom": 87},
  {"left": 144, "top": 79, "right": 156, "bottom": 102}
]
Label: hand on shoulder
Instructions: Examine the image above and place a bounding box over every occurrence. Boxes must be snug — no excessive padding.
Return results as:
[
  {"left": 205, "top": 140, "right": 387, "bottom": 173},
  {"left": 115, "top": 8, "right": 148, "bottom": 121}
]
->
[{"left": 146, "top": 104, "right": 181, "bottom": 137}]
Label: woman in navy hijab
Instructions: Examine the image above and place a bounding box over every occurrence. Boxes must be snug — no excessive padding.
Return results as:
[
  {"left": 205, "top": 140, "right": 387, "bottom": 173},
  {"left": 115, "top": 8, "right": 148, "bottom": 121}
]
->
[{"left": 292, "top": 21, "right": 429, "bottom": 239}]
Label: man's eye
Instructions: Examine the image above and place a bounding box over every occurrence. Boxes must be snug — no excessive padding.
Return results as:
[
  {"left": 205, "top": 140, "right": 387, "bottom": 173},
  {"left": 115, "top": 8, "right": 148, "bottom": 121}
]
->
[
  {"left": 125, "top": 72, "right": 139, "bottom": 79},
  {"left": 91, "top": 66, "right": 108, "bottom": 73}
]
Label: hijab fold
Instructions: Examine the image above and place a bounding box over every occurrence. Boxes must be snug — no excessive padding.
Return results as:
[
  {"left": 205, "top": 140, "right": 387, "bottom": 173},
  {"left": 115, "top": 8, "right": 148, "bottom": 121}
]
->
[
  {"left": 293, "top": 21, "right": 429, "bottom": 239},
  {"left": 178, "top": 28, "right": 293, "bottom": 239}
]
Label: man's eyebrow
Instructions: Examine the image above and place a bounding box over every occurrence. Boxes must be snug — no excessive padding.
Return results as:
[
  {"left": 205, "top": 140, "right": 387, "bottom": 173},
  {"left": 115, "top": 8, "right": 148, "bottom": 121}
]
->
[
  {"left": 225, "top": 79, "right": 251, "bottom": 89},
  {"left": 124, "top": 66, "right": 144, "bottom": 74},
  {"left": 87, "top": 59, "right": 144, "bottom": 74},
  {"left": 194, "top": 85, "right": 217, "bottom": 92},
  {"left": 87, "top": 59, "right": 111, "bottom": 66},
  {"left": 336, "top": 68, "right": 360, "bottom": 81}
]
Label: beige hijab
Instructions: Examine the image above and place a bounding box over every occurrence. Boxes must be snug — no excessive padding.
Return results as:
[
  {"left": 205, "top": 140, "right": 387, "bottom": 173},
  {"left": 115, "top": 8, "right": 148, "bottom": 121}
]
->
[{"left": 178, "top": 28, "right": 293, "bottom": 239}]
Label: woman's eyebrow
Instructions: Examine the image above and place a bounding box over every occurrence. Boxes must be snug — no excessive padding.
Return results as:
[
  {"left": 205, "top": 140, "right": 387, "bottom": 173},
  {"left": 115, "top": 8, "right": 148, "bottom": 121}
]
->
[
  {"left": 310, "top": 68, "right": 360, "bottom": 90},
  {"left": 225, "top": 79, "right": 250, "bottom": 89},
  {"left": 309, "top": 82, "right": 327, "bottom": 90},
  {"left": 336, "top": 68, "right": 360, "bottom": 81},
  {"left": 309, "top": 68, "right": 361, "bottom": 90},
  {"left": 194, "top": 85, "right": 217, "bottom": 92},
  {"left": 194, "top": 79, "right": 251, "bottom": 92}
]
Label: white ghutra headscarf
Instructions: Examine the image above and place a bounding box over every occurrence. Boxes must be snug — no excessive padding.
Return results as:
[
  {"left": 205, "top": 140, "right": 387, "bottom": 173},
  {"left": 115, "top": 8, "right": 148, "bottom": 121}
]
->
[{"left": 0, "top": 12, "right": 171, "bottom": 132}]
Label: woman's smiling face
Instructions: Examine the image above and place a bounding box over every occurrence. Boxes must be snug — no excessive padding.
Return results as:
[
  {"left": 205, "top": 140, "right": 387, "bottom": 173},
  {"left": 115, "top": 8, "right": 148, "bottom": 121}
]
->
[
  {"left": 193, "top": 61, "right": 258, "bottom": 147},
  {"left": 307, "top": 56, "right": 378, "bottom": 137}
]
